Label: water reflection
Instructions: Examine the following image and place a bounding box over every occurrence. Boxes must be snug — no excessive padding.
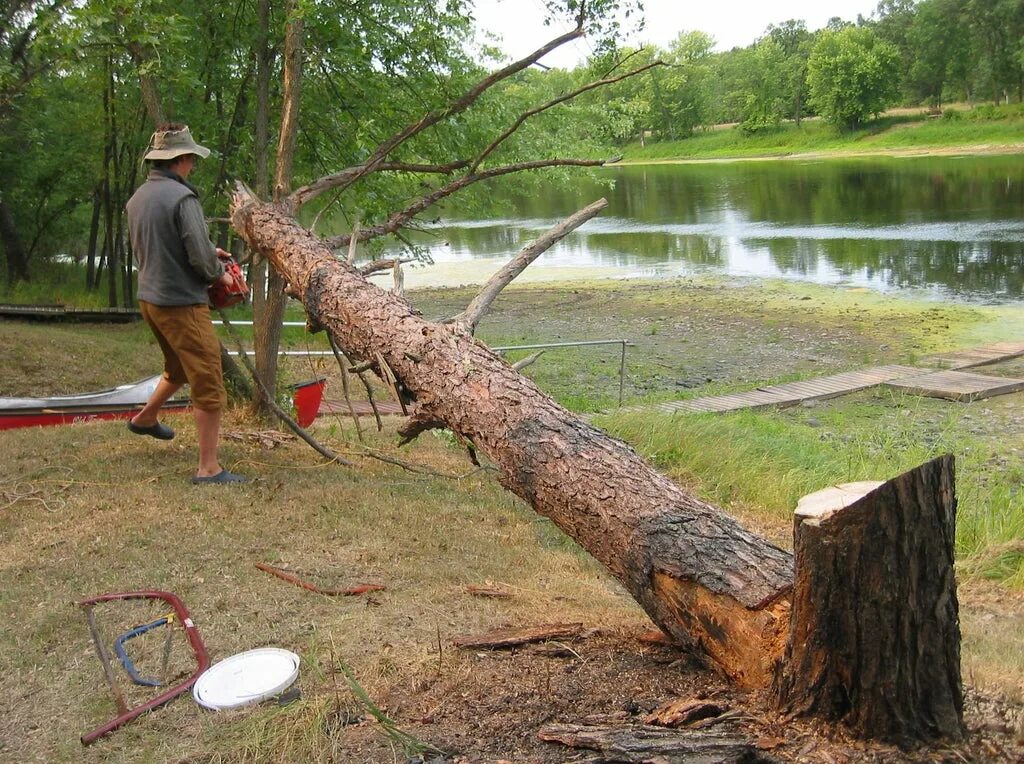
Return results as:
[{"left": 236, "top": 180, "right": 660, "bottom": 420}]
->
[{"left": 379, "top": 156, "right": 1024, "bottom": 301}]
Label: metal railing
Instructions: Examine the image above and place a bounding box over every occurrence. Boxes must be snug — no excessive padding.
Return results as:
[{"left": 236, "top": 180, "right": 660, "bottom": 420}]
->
[{"left": 217, "top": 320, "right": 629, "bottom": 406}]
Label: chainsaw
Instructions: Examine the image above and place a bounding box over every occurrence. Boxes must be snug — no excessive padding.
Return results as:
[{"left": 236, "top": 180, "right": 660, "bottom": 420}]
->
[{"left": 209, "top": 252, "right": 249, "bottom": 309}]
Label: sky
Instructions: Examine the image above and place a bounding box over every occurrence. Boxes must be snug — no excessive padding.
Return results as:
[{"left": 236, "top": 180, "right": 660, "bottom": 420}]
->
[{"left": 471, "top": 0, "right": 883, "bottom": 68}]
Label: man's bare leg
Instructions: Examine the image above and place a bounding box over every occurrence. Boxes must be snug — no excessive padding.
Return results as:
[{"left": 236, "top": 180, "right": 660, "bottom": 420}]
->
[
  {"left": 131, "top": 377, "right": 183, "bottom": 427},
  {"left": 194, "top": 407, "right": 223, "bottom": 477}
]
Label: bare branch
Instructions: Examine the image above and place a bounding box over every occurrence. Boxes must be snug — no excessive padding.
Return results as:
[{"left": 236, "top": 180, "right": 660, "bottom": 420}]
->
[
  {"left": 359, "top": 257, "right": 415, "bottom": 277},
  {"left": 292, "top": 161, "right": 470, "bottom": 208},
  {"left": 512, "top": 350, "right": 545, "bottom": 371},
  {"left": 470, "top": 61, "right": 665, "bottom": 173},
  {"left": 345, "top": 218, "right": 360, "bottom": 264},
  {"left": 288, "top": 26, "right": 585, "bottom": 206},
  {"left": 454, "top": 198, "right": 608, "bottom": 334},
  {"left": 328, "top": 333, "right": 364, "bottom": 442},
  {"left": 218, "top": 310, "right": 353, "bottom": 465},
  {"left": 324, "top": 158, "right": 610, "bottom": 249}
]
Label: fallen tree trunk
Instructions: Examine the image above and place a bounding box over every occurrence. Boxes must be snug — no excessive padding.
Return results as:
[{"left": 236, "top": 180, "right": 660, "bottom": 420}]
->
[{"left": 230, "top": 187, "right": 794, "bottom": 686}]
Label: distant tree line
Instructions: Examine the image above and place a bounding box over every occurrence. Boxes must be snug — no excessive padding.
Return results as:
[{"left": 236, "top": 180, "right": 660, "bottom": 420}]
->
[{"left": 573, "top": 0, "right": 1024, "bottom": 141}]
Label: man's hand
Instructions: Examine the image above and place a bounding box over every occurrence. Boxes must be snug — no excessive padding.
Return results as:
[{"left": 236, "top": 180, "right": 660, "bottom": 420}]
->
[
  {"left": 218, "top": 270, "right": 234, "bottom": 287},
  {"left": 215, "top": 247, "right": 232, "bottom": 260}
]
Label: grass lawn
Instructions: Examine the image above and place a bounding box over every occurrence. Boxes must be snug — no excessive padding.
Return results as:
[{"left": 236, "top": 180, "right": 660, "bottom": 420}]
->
[
  {"left": 2, "top": 276, "right": 1023, "bottom": 761},
  {"left": 620, "top": 107, "right": 1024, "bottom": 162}
]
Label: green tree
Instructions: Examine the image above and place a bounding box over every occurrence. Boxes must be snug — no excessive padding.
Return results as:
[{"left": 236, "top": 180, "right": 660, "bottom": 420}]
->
[
  {"left": 908, "top": 0, "right": 972, "bottom": 107},
  {"left": 766, "top": 20, "right": 813, "bottom": 124},
  {"left": 646, "top": 31, "right": 714, "bottom": 139},
  {"left": 966, "top": 0, "right": 1024, "bottom": 103},
  {"left": 806, "top": 25, "right": 900, "bottom": 128},
  {"left": 739, "top": 36, "right": 789, "bottom": 133}
]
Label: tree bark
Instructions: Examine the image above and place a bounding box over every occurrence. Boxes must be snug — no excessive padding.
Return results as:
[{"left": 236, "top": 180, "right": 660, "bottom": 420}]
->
[
  {"left": 85, "top": 186, "right": 101, "bottom": 290},
  {"left": 230, "top": 188, "right": 794, "bottom": 687},
  {"left": 252, "top": 0, "right": 302, "bottom": 421},
  {"left": 0, "top": 195, "right": 29, "bottom": 285},
  {"left": 537, "top": 723, "right": 765, "bottom": 764},
  {"left": 771, "top": 456, "right": 964, "bottom": 745}
]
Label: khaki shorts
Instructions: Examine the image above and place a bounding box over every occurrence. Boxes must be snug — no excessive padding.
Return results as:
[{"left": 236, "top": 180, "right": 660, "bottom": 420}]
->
[{"left": 139, "top": 301, "right": 227, "bottom": 411}]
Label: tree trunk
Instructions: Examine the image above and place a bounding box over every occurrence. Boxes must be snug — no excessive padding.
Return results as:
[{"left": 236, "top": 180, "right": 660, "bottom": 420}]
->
[
  {"left": 230, "top": 188, "right": 794, "bottom": 687},
  {"left": 103, "top": 55, "right": 119, "bottom": 308},
  {"left": 252, "top": 0, "right": 302, "bottom": 421},
  {"left": 772, "top": 456, "right": 964, "bottom": 745},
  {"left": 86, "top": 187, "right": 101, "bottom": 290},
  {"left": 126, "top": 41, "right": 166, "bottom": 126},
  {"left": 0, "top": 196, "right": 29, "bottom": 285}
]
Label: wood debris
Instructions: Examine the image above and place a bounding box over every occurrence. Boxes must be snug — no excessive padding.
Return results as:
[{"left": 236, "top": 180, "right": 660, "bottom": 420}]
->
[
  {"left": 255, "top": 562, "right": 385, "bottom": 596},
  {"left": 465, "top": 584, "right": 512, "bottom": 599},
  {"left": 537, "top": 723, "right": 765, "bottom": 764},
  {"left": 645, "top": 698, "right": 730, "bottom": 728},
  {"left": 223, "top": 429, "right": 295, "bottom": 448},
  {"left": 452, "top": 622, "right": 584, "bottom": 649}
]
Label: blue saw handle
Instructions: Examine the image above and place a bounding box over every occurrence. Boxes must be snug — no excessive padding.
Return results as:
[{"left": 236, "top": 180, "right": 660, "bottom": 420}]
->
[{"left": 113, "top": 617, "right": 169, "bottom": 687}]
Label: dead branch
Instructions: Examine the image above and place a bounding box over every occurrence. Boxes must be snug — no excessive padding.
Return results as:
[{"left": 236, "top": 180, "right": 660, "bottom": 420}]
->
[
  {"left": 469, "top": 61, "right": 665, "bottom": 173},
  {"left": 537, "top": 724, "right": 761, "bottom": 763},
  {"left": 375, "top": 351, "right": 408, "bottom": 415},
  {"left": 255, "top": 562, "right": 384, "bottom": 596},
  {"left": 452, "top": 622, "right": 584, "bottom": 649},
  {"left": 288, "top": 28, "right": 585, "bottom": 207},
  {"left": 358, "top": 257, "right": 414, "bottom": 276},
  {"left": 292, "top": 161, "right": 470, "bottom": 208},
  {"left": 466, "top": 585, "right": 512, "bottom": 599},
  {"left": 511, "top": 350, "right": 544, "bottom": 371},
  {"left": 397, "top": 411, "right": 446, "bottom": 446},
  {"left": 454, "top": 198, "right": 608, "bottom": 333},
  {"left": 328, "top": 333, "right": 364, "bottom": 441},
  {"left": 345, "top": 218, "right": 360, "bottom": 264},
  {"left": 218, "top": 310, "right": 353, "bottom": 465},
  {"left": 325, "top": 158, "right": 609, "bottom": 249}
]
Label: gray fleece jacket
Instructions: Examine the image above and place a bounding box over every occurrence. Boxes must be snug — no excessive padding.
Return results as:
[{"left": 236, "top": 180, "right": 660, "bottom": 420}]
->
[{"left": 126, "top": 170, "right": 224, "bottom": 306}]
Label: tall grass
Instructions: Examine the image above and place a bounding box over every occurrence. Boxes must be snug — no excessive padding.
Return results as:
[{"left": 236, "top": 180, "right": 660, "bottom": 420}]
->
[
  {"left": 596, "top": 392, "right": 1024, "bottom": 585},
  {"left": 0, "top": 259, "right": 112, "bottom": 308}
]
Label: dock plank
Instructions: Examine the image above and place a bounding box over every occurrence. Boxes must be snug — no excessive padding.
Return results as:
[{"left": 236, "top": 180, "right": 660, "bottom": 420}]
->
[{"left": 885, "top": 370, "right": 1024, "bottom": 402}]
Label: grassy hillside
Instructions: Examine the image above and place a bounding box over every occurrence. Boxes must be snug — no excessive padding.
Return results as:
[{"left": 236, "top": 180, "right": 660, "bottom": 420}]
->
[{"left": 621, "top": 105, "right": 1024, "bottom": 162}]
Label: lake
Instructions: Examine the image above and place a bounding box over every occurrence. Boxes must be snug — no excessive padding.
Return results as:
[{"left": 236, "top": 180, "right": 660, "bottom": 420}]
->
[{"left": 381, "top": 155, "right": 1024, "bottom": 302}]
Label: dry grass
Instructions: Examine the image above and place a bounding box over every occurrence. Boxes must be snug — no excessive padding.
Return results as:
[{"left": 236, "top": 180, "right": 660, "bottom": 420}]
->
[{"left": 0, "top": 413, "right": 648, "bottom": 763}]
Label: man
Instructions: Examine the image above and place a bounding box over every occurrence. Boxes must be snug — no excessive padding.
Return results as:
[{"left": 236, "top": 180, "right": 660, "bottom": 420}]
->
[{"left": 126, "top": 123, "right": 246, "bottom": 485}]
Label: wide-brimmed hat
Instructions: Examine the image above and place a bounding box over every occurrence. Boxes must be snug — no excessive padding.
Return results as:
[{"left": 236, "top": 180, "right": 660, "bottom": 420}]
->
[{"left": 144, "top": 126, "right": 211, "bottom": 161}]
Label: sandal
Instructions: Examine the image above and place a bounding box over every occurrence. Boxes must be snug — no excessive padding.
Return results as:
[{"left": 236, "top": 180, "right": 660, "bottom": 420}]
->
[
  {"left": 191, "top": 470, "right": 247, "bottom": 485},
  {"left": 127, "top": 419, "right": 176, "bottom": 440}
]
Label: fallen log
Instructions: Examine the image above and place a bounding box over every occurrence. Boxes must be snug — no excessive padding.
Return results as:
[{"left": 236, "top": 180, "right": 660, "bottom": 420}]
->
[
  {"left": 230, "top": 187, "right": 794, "bottom": 687},
  {"left": 452, "top": 622, "right": 584, "bottom": 649},
  {"left": 230, "top": 187, "right": 966, "bottom": 745},
  {"left": 536, "top": 723, "right": 769, "bottom": 764}
]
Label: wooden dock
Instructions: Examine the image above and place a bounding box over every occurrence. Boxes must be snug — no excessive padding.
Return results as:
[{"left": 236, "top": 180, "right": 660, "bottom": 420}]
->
[
  {"left": 923, "top": 341, "right": 1024, "bottom": 370},
  {"left": 0, "top": 304, "right": 141, "bottom": 323},
  {"left": 885, "top": 370, "right": 1024, "bottom": 402},
  {"left": 641, "top": 365, "right": 920, "bottom": 415},
  {"left": 627, "top": 341, "right": 1024, "bottom": 416}
]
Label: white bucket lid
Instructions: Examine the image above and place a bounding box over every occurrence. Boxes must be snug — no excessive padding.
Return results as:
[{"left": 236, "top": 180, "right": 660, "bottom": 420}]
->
[{"left": 193, "top": 648, "right": 300, "bottom": 710}]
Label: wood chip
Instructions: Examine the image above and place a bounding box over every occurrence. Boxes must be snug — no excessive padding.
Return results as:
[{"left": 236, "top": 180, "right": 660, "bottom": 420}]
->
[{"left": 645, "top": 698, "right": 729, "bottom": 728}]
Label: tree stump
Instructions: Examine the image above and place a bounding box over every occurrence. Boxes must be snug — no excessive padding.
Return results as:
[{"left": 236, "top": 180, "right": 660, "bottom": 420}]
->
[{"left": 772, "top": 456, "right": 965, "bottom": 745}]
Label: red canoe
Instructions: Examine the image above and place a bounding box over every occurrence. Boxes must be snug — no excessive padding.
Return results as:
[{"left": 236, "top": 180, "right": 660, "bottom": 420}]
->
[{"left": 0, "top": 376, "right": 325, "bottom": 431}]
